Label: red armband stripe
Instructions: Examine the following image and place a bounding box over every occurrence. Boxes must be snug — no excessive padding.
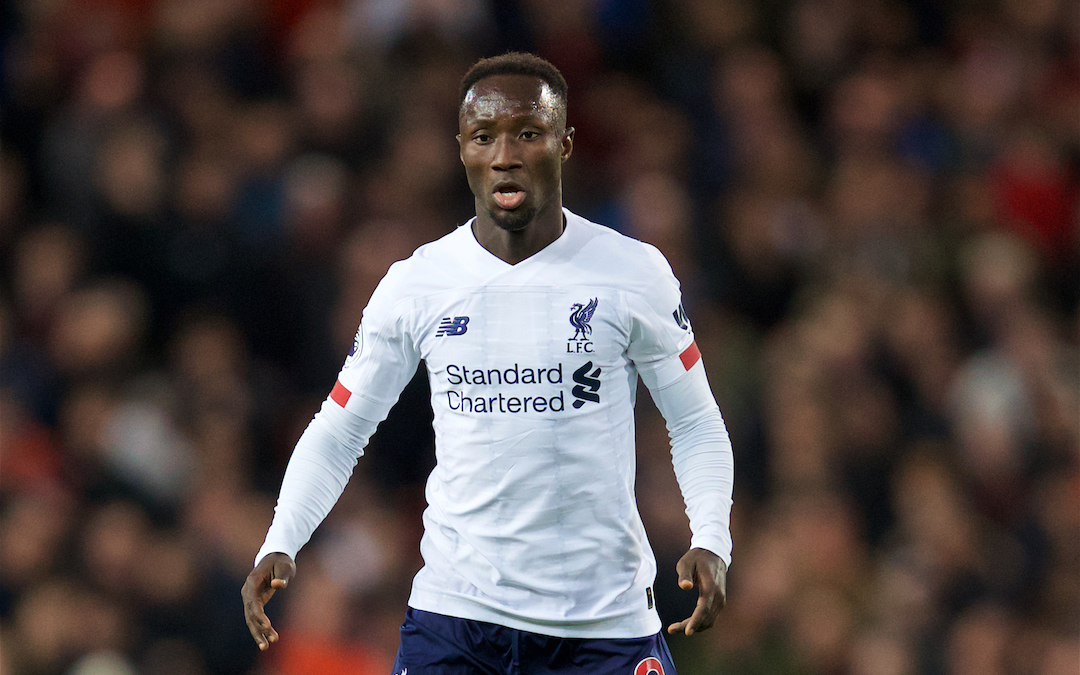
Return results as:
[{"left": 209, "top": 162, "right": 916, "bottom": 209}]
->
[
  {"left": 330, "top": 379, "right": 351, "bottom": 407},
  {"left": 679, "top": 341, "right": 701, "bottom": 370}
]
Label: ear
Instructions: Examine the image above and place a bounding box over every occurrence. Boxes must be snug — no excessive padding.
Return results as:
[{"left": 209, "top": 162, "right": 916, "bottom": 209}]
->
[
  {"left": 561, "top": 127, "right": 575, "bottom": 162},
  {"left": 457, "top": 134, "right": 465, "bottom": 164}
]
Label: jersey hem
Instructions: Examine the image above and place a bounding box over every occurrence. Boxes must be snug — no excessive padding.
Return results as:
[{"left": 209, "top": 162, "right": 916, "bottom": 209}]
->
[{"left": 406, "top": 590, "right": 662, "bottom": 639}]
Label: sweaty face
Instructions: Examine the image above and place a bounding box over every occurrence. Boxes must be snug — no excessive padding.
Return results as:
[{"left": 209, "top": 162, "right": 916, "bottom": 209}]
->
[{"left": 458, "top": 75, "right": 572, "bottom": 232}]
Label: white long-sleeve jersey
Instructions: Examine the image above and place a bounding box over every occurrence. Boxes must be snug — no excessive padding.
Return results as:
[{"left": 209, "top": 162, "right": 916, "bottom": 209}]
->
[{"left": 256, "top": 209, "right": 734, "bottom": 638}]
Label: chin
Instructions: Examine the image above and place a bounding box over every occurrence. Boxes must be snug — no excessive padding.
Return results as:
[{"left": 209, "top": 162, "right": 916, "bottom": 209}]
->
[{"left": 490, "top": 206, "right": 535, "bottom": 232}]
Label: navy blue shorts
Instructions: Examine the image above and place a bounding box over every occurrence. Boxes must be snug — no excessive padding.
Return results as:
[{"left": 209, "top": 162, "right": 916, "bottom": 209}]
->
[{"left": 390, "top": 608, "right": 677, "bottom": 675}]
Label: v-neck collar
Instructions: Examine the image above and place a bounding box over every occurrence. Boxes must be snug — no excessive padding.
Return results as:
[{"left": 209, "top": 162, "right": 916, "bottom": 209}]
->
[{"left": 464, "top": 208, "right": 577, "bottom": 272}]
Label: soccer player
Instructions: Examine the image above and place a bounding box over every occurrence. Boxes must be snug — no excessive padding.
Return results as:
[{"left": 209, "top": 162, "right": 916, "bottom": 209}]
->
[{"left": 243, "top": 52, "right": 734, "bottom": 673}]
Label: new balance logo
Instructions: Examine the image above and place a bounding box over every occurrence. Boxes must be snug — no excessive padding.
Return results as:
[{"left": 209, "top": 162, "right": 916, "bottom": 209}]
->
[
  {"left": 572, "top": 361, "right": 601, "bottom": 408},
  {"left": 436, "top": 316, "right": 470, "bottom": 337}
]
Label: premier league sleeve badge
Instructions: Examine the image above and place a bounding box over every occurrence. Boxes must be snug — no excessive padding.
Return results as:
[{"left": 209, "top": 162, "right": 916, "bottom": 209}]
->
[{"left": 344, "top": 327, "right": 363, "bottom": 367}]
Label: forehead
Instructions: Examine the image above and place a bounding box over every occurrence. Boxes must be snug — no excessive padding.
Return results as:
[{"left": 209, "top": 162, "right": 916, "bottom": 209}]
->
[{"left": 460, "top": 74, "right": 560, "bottom": 126}]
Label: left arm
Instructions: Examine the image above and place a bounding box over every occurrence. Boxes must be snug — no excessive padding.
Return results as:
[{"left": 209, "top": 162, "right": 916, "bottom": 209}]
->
[
  {"left": 626, "top": 244, "right": 733, "bottom": 636},
  {"left": 648, "top": 360, "right": 733, "bottom": 635}
]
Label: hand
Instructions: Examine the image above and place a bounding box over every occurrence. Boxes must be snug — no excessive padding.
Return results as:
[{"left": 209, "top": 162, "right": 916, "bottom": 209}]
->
[
  {"left": 667, "top": 547, "right": 727, "bottom": 636},
  {"left": 241, "top": 552, "right": 296, "bottom": 650}
]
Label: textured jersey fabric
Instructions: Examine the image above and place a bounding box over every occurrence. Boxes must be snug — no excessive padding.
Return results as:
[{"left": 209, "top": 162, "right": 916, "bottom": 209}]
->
[{"left": 256, "top": 209, "right": 734, "bottom": 638}]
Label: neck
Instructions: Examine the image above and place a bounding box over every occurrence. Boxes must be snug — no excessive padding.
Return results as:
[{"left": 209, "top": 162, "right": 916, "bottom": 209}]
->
[{"left": 472, "top": 201, "right": 565, "bottom": 265}]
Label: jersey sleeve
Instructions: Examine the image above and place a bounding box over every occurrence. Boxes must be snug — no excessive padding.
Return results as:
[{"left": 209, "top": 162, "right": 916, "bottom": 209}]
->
[
  {"left": 626, "top": 245, "right": 699, "bottom": 390},
  {"left": 254, "top": 261, "right": 421, "bottom": 566},
  {"left": 649, "top": 363, "right": 734, "bottom": 566},
  {"left": 255, "top": 401, "right": 380, "bottom": 565},
  {"left": 628, "top": 244, "right": 734, "bottom": 566},
  {"left": 331, "top": 260, "right": 422, "bottom": 421}
]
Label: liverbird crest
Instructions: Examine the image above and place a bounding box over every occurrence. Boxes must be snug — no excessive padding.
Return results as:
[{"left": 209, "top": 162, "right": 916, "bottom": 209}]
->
[{"left": 569, "top": 297, "right": 598, "bottom": 341}]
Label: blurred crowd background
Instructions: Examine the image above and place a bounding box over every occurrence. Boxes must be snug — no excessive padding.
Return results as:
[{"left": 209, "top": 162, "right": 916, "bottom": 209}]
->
[{"left": 1, "top": 0, "right": 1078, "bottom": 674}]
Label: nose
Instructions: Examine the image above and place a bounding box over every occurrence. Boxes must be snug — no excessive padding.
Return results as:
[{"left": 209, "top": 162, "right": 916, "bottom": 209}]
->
[{"left": 490, "top": 135, "right": 523, "bottom": 171}]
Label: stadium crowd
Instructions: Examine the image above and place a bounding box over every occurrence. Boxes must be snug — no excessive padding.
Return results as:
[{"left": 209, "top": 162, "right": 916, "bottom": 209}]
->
[{"left": 1, "top": 0, "right": 1077, "bottom": 674}]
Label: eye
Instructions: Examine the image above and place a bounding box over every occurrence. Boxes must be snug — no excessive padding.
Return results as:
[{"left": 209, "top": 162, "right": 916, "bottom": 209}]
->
[
  {"left": 521, "top": 130, "right": 540, "bottom": 140},
  {"left": 473, "top": 133, "right": 492, "bottom": 143}
]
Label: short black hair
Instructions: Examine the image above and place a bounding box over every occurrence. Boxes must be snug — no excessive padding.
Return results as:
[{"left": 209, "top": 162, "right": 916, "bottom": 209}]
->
[{"left": 459, "top": 52, "right": 568, "bottom": 122}]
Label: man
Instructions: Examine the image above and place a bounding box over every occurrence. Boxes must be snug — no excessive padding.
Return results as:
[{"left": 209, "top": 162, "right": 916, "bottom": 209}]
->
[{"left": 243, "top": 52, "right": 734, "bottom": 673}]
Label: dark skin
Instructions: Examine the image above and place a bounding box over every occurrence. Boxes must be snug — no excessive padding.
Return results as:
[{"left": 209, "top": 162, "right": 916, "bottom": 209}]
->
[
  {"left": 242, "top": 73, "right": 727, "bottom": 650},
  {"left": 242, "top": 551, "right": 294, "bottom": 650},
  {"left": 668, "top": 547, "right": 728, "bottom": 636},
  {"left": 458, "top": 74, "right": 573, "bottom": 264}
]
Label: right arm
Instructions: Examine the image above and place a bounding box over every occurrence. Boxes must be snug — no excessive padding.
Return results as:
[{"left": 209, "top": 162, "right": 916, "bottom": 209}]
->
[
  {"left": 252, "top": 402, "right": 385, "bottom": 567},
  {"left": 242, "top": 263, "right": 420, "bottom": 649},
  {"left": 242, "top": 401, "right": 384, "bottom": 649}
]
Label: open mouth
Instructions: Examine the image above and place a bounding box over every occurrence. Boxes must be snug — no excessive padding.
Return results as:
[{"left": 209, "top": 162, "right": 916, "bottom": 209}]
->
[{"left": 493, "top": 185, "right": 526, "bottom": 210}]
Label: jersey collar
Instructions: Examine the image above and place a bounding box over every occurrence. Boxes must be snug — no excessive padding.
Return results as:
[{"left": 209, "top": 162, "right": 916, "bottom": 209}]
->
[{"left": 463, "top": 207, "right": 579, "bottom": 271}]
